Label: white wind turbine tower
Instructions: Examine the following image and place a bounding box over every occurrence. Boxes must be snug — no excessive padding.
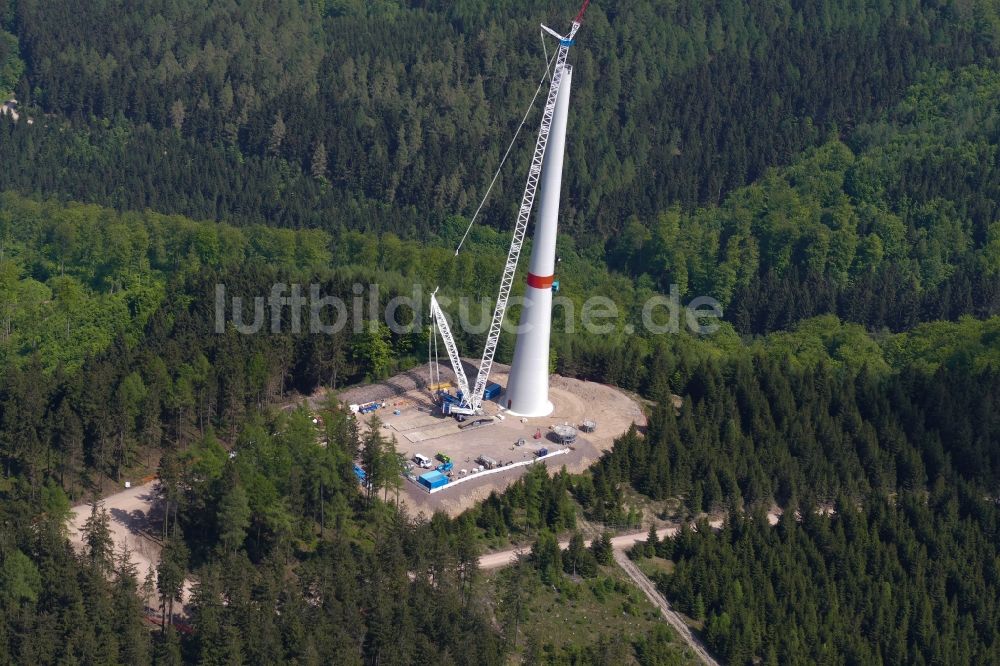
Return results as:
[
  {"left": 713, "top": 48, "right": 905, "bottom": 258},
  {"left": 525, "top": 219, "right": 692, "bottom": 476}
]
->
[{"left": 429, "top": 1, "right": 590, "bottom": 418}]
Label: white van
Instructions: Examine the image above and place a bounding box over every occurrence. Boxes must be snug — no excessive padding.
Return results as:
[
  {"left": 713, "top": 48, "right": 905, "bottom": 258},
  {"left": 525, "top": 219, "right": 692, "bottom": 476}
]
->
[{"left": 413, "top": 453, "right": 433, "bottom": 469}]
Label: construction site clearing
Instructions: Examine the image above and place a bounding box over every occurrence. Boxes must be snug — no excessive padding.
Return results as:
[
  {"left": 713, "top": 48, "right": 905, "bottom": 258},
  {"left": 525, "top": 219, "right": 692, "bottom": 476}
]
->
[{"left": 331, "top": 361, "right": 646, "bottom": 516}]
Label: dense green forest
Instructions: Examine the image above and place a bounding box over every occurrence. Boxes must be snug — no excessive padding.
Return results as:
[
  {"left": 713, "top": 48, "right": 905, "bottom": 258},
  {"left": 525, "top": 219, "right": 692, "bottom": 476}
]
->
[
  {"left": 1, "top": 0, "right": 998, "bottom": 240},
  {"left": 10, "top": 54, "right": 998, "bottom": 372},
  {"left": 5, "top": 62, "right": 998, "bottom": 338},
  {"left": 595, "top": 344, "right": 1000, "bottom": 662},
  {"left": 0, "top": 492, "right": 151, "bottom": 664},
  {"left": 583, "top": 333, "right": 1000, "bottom": 518},
  {"left": 655, "top": 495, "right": 1000, "bottom": 664},
  {"left": 2, "top": 0, "right": 1000, "bottom": 663}
]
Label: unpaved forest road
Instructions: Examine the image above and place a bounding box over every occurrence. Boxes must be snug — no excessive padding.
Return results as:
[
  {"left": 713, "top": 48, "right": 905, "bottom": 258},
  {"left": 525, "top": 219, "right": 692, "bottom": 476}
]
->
[
  {"left": 478, "top": 526, "right": 682, "bottom": 569},
  {"left": 479, "top": 526, "right": 721, "bottom": 666},
  {"left": 478, "top": 518, "right": 738, "bottom": 569},
  {"left": 614, "top": 549, "right": 721, "bottom": 666}
]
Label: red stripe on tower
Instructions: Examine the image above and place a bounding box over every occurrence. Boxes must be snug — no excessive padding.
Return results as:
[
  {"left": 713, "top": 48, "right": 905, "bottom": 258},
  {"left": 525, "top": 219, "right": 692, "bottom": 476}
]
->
[{"left": 526, "top": 273, "right": 555, "bottom": 289}]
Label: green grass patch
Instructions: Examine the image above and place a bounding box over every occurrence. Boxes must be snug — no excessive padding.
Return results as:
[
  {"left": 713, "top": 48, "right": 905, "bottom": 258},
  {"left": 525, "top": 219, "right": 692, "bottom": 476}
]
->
[{"left": 488, "top": 563, "right": 699, "bottom": 664}]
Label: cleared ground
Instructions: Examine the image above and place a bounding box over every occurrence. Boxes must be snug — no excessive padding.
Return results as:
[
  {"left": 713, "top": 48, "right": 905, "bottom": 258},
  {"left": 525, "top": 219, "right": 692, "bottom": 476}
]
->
[
  {"left": 68, "top": 482, "right": 193, "bottom": 612},
  {"left": 333, "top": 362, "right": 646, "bottom": 516}
]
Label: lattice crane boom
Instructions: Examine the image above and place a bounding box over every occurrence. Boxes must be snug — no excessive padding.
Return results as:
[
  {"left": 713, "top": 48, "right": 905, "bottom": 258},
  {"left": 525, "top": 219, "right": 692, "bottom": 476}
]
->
[
  {"left": 430, "top": 3, "right": 590, "bottom": 416},
  {"left": 465, "top": 6, "right": 588, "bottom": 412},
  {"left": 429, "top": 291, "right": 474, "bottom": 413}
]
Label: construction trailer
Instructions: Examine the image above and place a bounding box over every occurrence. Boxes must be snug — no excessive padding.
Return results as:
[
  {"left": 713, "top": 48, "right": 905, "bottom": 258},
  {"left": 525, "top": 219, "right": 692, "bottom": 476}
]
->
[{"left": 418, "top": 470, "right": 449, "bottom": 491}]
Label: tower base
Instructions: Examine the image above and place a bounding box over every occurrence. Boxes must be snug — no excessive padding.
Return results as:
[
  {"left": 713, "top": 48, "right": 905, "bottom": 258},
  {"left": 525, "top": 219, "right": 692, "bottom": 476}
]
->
[{"left": 501, "top": 395, "right": 554, "bottom": 418}]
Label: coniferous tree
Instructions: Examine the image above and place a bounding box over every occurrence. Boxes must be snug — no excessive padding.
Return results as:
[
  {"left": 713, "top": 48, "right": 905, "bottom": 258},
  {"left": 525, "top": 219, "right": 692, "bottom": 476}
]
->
[{"left": 82, "top": 500, "right": 114, "bottom": 574}]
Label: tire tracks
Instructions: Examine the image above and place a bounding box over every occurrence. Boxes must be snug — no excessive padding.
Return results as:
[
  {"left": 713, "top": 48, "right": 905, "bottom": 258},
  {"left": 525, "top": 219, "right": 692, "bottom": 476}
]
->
[{"left": 613, "top": 549, "right": 721, "bottom": 666}]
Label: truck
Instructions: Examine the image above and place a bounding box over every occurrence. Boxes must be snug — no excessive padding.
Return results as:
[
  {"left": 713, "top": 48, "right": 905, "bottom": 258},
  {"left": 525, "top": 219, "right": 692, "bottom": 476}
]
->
[{"left": 354, "top": 400, "right": 381, "bottom": 415}]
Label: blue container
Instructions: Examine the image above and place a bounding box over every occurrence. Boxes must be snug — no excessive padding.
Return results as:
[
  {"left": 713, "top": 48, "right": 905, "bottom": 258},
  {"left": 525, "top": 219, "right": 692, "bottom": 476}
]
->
[{"left": 418, "top": 470, "right": 449, "bottom": 490}]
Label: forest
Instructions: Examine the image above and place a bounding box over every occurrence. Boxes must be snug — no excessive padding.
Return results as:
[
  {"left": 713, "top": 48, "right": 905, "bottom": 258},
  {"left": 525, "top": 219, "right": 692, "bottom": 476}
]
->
[
  {"left": 1, "top": 1, "right": 998, "bottom": 241},
  {"left": 1, "top": 0, "right": 999, "bottom": 664}
]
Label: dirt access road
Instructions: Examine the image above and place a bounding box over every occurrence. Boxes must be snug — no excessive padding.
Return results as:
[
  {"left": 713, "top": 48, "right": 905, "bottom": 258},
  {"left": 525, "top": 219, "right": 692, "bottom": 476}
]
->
[
  {"left": 478, "top": 526, "right": 682, "bottom": 569},
  {"left": 477, "top": 513, "right": 754, "bottom": 569},
  {"left": 614, "top": 549, "right": 721, "bottom": 666},
  {"left": 479, "top": 525, "right": 720, "bottom": 666}
]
